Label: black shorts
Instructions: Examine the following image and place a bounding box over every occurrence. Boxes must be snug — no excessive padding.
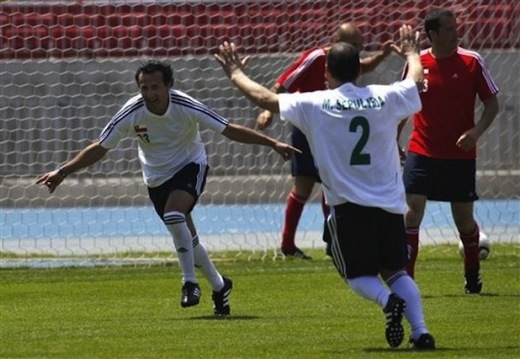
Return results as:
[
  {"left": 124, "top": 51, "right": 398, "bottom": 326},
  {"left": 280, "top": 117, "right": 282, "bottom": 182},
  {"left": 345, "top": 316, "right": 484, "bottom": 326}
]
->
[
  {"left": 291, "top": 126, "right": 321, "bottom": 182},
  {"left": 148, "top": 162, "right": 209, "bottom": 218},
  {"left": 327, "top": 202, "right": 407, "bottom": 279},
  {"left": 403, "top": 152, "right": 478, "bottom": 202}
]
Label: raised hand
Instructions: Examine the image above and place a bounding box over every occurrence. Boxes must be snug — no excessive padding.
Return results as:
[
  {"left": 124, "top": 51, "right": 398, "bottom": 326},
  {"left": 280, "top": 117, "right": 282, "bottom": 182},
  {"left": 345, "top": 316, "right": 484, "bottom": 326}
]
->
[
  {"left": 381, "top": 39, "right": 398, "bottom": 56},
  {"left": 214, "top": 41, "right": 250, "bottom": 78},
  {"left": 399, "top": 24, "right": 420, "bottom": 56},
  {"left": 389, "top": 25, "right": 421, "bottom": 58},
  {"left": 256, "top": 110, "right": 273, "bottom": 130}
]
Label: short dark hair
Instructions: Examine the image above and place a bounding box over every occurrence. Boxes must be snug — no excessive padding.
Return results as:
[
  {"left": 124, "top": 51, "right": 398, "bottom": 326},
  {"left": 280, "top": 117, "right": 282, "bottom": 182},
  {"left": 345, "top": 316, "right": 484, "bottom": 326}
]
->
[
  {"left": 424, "top": 8, "right": 455, "bottom": 40},
  {"left": 135, "top": 60, "right": 174, "bottom": 87},
  {"left": 327, "top": 42, "right": 360, "bottom": 83}
]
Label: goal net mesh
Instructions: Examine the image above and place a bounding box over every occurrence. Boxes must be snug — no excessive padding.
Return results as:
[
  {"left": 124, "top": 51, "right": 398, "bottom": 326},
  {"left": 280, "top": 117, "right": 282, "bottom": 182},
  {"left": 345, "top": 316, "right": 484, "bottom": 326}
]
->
[{"left": 1, "top": 0, "right": 518, "bottom": 264}]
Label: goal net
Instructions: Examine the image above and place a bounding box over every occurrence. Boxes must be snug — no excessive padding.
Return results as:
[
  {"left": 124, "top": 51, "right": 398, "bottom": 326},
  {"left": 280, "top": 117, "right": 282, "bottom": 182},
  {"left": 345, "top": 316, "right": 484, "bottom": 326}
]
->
[{"left": 1, "top": 0, "right": 518, "bottom": 265}]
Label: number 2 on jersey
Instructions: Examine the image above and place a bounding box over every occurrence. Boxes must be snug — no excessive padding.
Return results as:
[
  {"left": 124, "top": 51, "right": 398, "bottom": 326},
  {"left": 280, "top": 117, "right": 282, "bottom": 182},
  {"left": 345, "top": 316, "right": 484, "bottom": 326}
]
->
[{"left": 349, "top": 116, "right": 371, "bottom": 165}]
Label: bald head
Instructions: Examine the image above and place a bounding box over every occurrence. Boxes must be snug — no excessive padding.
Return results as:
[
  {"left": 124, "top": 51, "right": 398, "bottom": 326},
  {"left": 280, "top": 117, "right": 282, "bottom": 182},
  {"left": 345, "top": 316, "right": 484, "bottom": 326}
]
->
[{"left": 333, "top": 23, "right": 363, "bottom": 52}]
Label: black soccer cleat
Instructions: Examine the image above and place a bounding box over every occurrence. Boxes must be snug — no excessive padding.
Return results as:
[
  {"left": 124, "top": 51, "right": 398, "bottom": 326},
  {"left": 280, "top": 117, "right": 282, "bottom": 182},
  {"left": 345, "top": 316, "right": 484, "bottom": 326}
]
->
[
  {"left": 409, "top": 333, "right": 436, "bottom": 350},
  {"left": 278, "top": 247, "right": 312, "bottom": 260},
  {"left": 464, "top": 268, "right": 482, "bottom": 294},
  {"left": 212, "top": 276, "right": 233, "bottom": 316},
  {"left": 181, "top": 281, "right": 201, "bottom": 308},
  {"left": 383, "top": 293, "right": 406, "bottom": 348}
]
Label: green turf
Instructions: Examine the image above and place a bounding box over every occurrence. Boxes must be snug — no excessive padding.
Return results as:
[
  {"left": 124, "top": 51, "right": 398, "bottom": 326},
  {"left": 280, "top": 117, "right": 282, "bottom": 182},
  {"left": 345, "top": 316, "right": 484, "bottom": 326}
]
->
[{"left": 1, "top": 244, "right": 519, "bottom": 358}]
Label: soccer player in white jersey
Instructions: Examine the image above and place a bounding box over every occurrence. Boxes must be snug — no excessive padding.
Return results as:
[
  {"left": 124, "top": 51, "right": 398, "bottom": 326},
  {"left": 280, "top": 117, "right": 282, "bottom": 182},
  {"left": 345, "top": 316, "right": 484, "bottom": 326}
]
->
[
  {"left": 36, "top": 60, "right": 299, "bottom": 316},
  {"left": 215, "top": 25, "right": 435, "bottom": 349}
]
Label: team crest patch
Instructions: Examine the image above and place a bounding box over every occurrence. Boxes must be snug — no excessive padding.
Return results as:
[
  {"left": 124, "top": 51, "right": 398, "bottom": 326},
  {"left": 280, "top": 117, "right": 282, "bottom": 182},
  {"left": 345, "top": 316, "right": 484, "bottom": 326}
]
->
[
  {"left": 135, "top": 125, "right": 151, "bottom": 143},
  {"left": 134, "top": 125, "right": 148, "bottom": 133}
]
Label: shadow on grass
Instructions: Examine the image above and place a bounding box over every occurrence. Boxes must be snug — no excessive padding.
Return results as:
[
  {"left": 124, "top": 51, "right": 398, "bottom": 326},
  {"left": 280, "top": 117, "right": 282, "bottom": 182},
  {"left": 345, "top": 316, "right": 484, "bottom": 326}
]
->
[
  {"left": 364, "top": 345, "right": 520, "bottom": 352},
  {"left": 363, "top": 347, "right": 441, "bottom": 353},
  {"left": 322, "top": 347, "right": 442, "bottom": 355},
  {"left": 186, "top": 315, "right": 260, "bottom": 321},
  {"left": 423, "top": 292, "right": 520, "bottom": 298}
]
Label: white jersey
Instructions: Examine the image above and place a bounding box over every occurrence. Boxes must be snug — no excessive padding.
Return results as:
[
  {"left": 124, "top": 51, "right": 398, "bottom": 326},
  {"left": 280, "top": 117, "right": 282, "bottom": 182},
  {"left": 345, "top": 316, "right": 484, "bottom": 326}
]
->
[
  {"left": 99, "top": 89, "right": 228, "bottom": 188},
  {"left": 279, "top": 79, "right": 421, "bottom": 214}
]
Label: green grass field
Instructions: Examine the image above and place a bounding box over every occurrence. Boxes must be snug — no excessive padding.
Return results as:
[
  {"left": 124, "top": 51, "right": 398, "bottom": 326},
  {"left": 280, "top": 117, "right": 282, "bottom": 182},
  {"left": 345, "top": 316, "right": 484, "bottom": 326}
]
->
[{"left": 1, "top": 244, "right": 519, "bottom": 359}]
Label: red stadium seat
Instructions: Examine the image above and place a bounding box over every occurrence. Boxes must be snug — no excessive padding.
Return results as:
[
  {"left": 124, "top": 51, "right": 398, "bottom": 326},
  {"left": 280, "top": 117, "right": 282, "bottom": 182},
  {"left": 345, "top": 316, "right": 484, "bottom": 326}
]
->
[
  {"left": 0, "top": 1, "right": 515, "bottom": 59},
  {"left": 465, "top": 18, "right": 513, "bottom": 49},
  {"left": 143, "top": 25, "right": 187, "bottom": 56}
]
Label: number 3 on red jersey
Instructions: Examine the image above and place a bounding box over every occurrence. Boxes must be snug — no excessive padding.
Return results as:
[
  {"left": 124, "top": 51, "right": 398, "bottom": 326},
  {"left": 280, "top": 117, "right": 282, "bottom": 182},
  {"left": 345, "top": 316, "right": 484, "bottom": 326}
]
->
[{"left": 421, "top": 69, "right": 429, "bottom": 93}]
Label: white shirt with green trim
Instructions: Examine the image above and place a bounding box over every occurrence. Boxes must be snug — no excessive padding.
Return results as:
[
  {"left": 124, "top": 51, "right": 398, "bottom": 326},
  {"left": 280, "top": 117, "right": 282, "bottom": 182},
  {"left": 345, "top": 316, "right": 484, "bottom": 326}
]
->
[{"left": 279, "top": 79, "right": 420, "bottom": 214}]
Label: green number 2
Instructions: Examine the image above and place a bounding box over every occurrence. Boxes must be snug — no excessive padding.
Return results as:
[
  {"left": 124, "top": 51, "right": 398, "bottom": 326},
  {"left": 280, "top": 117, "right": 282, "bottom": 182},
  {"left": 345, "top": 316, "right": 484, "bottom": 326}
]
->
[{"left": 349, "top": 116, "right": 371, "bottom": 165}]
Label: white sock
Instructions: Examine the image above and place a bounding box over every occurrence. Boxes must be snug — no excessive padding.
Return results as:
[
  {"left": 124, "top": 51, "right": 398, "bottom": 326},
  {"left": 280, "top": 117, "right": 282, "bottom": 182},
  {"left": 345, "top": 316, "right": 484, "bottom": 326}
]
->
[
  {"left": 386, "top": 271, "right": 429, "bottom": 339},
  {"left": 163, "top": 211, "right": 196, "bottom": 284},
  {"left": 347, "top": 276, "right": 390, "bottom": 308},
  {"left": 192, "top": 235, "right": 224, "bottom": 291}
]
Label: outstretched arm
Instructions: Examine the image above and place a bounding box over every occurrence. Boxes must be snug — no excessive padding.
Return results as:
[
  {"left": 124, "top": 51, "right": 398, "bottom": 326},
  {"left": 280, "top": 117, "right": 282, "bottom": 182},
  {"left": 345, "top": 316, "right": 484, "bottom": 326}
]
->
[
  {"left": 360, "top": 40, "right": 396, "bottom": 73},
  {"left": 36, "top": 141, "right": 108, "bottom": 193},
  {"left": 215, "top": 42, "right": 280, "bottom": 114},
  {"left": 221, "top": 122, "right": 301, "bottom": 161},
  {"left": 256, "top": 83, "right": 286, "bottom": 130}
]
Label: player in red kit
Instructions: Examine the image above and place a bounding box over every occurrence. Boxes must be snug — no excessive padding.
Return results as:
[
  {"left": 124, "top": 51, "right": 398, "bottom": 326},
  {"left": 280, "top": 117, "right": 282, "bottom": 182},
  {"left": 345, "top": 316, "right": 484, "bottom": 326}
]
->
[
  {"left": 257, "top": 23, "right": 396, "bottom": 258},
  {"left": 399, "top": 8, "right": 499, "bottom": 293}
]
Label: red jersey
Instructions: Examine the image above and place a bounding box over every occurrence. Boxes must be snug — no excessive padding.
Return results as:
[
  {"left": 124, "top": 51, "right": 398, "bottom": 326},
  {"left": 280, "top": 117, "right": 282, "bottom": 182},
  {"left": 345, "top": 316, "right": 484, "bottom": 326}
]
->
[
  {"left": 276, "top": 47, "right": 328, "bottom": 93},
  {"left": 408, "top": 47, "right": 499, "bottom": 159}
]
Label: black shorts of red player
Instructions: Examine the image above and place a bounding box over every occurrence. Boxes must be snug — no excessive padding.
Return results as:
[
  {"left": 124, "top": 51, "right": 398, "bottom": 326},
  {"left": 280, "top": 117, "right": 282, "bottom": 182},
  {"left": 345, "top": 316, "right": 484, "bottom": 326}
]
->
[{"left": 403, "top": 152, "right": 478, "bottom": 202}]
